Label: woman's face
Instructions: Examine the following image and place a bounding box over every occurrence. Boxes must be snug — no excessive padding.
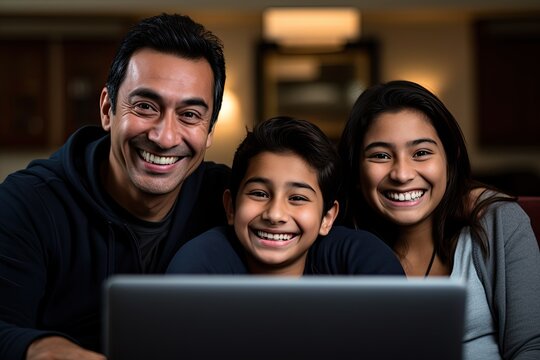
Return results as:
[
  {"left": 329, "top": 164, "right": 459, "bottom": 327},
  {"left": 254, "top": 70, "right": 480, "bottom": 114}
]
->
[{"left": 358, "top": 109, "right": 447, "bottom": 230}]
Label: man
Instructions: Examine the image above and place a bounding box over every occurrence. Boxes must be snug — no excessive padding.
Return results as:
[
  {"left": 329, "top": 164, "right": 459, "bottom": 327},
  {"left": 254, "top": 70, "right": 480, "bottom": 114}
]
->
[{"left": 0, "top": 13, "right": 229, "bottom": 359}]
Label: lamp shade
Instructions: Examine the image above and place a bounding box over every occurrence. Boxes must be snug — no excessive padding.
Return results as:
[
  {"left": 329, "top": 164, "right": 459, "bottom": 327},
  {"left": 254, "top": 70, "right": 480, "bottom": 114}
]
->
[{"left": 263, "top": 7, "right": 360, "bottom": 47}]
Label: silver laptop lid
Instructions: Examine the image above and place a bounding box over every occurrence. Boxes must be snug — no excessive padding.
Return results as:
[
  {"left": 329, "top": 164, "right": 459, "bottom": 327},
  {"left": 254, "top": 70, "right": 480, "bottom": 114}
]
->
[{"left": 104, "top": 275, "right": 465, "bottom": 360}]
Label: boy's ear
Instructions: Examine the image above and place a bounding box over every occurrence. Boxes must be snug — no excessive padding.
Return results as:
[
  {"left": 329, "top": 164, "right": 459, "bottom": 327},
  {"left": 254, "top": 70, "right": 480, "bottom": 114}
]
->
[
  {"left": 100, "top": 87, "right": 112, "bottom": 131},
  {"left": 319, "top": 200, "right": 339, "bottom": 236},
  {"left": 223, "top": 189, "right": 235, "bottom": 225}
]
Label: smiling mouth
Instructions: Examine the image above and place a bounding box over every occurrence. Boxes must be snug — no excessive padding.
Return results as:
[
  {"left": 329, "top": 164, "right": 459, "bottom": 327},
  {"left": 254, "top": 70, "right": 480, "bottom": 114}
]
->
[
  {"left": 256, "top": 230, "right": 296, "bottom": 241},
  {"left": 384, "top": 190, "right": 425, "bottom": 202},
  {"left": 139, "top": 150, "right": 181, "bottom": 165}
]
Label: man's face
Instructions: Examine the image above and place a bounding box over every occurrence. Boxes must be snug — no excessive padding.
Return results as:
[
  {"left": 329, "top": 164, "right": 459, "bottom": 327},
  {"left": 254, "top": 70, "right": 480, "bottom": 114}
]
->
[{"left": 100, "top": 49, "right": 215, "bottom": 201}]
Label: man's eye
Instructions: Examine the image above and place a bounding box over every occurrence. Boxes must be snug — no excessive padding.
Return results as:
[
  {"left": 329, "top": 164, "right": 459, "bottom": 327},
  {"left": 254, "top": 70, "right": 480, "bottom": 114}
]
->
[
  {"left": 134, "top": 102, "right": 157, "bottom": 114},
  {"left": 180, "top": 111, "right": 202, "bottom": 124}
]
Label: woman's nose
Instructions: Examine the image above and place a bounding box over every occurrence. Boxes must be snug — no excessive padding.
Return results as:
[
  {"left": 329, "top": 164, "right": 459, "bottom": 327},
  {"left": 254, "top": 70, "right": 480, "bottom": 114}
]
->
[{"left": 389, "top": 159, "right": 415, "bottom": 183}]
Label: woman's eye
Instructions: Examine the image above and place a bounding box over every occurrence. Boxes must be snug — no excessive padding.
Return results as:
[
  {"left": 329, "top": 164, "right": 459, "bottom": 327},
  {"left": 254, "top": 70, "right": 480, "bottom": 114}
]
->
[
  {"left": 368, "top": 152, "right": 390, "bottom": 160},
  {"left": 414, "top": 150, "right": 432, "bottom": 158}
]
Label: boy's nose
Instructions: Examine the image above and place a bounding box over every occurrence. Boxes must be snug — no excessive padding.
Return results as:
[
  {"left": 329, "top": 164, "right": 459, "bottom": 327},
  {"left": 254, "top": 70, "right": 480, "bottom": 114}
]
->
[{"left": 262, "top": 199, "right": 288, "bottom": 224}]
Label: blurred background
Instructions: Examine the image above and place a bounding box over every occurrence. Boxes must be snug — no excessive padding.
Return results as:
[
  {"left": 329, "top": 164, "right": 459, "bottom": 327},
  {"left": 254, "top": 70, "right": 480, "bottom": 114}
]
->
[{"left": 1, "top": 0, "right": 539, "bottom": 195}]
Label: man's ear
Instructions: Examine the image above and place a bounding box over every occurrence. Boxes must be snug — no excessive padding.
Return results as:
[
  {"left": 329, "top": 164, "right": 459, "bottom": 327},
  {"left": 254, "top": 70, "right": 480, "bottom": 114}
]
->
[
  {"left": 223, "top": 189, "right": 235, "bottom": 225},
  {"left": 100, "top": 87, "right": 112, "bottom": 131},
  {"left": 205, "top": 127, "right": 214, "bottom": 149},
  {"left": 319, "top": 200, "right": 339, "bottom": 236}
]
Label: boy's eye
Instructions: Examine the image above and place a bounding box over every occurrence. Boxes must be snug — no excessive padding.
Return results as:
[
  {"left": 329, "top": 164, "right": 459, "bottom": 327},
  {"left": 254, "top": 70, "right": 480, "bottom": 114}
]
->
[
  {"left": 289, "top": 195, "right": 309, "bottom": 202},
  {"left": 247, "top": 190, "right": 268, "bottom": 199}
]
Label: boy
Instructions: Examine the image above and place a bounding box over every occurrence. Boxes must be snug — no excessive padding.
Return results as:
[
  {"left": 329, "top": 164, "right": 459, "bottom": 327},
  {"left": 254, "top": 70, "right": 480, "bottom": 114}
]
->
[{"left": 168, "top": 116, "right": 403, "bottom": 276}]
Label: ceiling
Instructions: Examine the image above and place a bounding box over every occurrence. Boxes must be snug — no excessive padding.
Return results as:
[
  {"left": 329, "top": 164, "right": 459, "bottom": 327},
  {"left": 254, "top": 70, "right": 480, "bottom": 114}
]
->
[{"left": 1, "top": 0, "right": 540, "bottom": 16}]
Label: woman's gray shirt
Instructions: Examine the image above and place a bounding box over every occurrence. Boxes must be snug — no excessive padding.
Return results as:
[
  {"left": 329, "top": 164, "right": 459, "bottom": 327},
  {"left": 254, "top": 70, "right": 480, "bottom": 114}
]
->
[{"left": 471, "top": 201, "right": 540, "bottom": 359}]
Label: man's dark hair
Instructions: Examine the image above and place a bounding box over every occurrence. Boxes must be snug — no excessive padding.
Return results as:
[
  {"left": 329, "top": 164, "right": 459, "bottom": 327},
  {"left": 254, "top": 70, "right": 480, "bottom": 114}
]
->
[
  {"left": 229, "top": 116, "right": 341, "bottom": 215},
  {"left": 105, "top": 13, "right": 226, "bottom": 129}
]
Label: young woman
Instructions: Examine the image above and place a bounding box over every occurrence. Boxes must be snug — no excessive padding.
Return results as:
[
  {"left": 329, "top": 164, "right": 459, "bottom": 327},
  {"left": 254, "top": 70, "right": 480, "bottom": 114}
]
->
[{"left": 337, "top": 80, "right": 540, "bottom": 359}]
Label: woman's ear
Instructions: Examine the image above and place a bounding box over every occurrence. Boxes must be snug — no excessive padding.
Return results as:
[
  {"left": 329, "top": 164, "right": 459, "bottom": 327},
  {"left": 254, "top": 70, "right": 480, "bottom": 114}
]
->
[
  {"left": 100, "top": 87, "right": 112, "bottom": 131},
  {"left": 223, "top": 189, "right": 235, "bottom": 225},
  {"left": 319, "top": 200, "right": 339, "bottom": 236}
]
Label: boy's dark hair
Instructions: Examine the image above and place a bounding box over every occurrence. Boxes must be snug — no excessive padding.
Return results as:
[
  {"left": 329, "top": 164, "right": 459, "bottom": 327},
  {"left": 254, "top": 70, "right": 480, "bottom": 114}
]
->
[
  {"left": 105, "top": 13, "right": 226, "bottom": 130},
  {"left": 229, "top": 116, "right": 341, "bottom": 215}
]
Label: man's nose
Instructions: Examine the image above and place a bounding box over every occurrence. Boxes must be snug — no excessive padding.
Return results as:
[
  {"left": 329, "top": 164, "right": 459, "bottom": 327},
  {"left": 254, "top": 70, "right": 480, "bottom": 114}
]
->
[{"left": 148, "top": 111, "right": 181, "bottom": 149}]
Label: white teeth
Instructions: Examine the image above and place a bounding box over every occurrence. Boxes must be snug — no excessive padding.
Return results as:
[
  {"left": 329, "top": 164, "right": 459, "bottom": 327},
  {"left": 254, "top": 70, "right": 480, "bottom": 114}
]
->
[
  {"left": 140, "top": 150, "right": 179, "bottom": 165},
  {"left": 386, "top": 190, "right": 424, "bottom": 202},
  {"left": 256, "top": 230, "right": 293, "bottom": 241}
]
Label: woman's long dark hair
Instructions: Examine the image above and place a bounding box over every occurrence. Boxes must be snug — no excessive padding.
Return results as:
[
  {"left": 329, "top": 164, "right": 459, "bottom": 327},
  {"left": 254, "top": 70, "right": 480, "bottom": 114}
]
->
[{"left": 338, "top": 80, "right": 512, "bottom": 265}]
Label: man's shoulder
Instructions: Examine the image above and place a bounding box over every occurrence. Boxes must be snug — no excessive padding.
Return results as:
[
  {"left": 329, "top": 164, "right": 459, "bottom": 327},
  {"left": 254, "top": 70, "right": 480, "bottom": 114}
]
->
[
  {"left": 199, "top": 161, "right": 231, "bottom": 187},
  {"left": 201, "top": 161, "right": 231, "bottom": 176}
]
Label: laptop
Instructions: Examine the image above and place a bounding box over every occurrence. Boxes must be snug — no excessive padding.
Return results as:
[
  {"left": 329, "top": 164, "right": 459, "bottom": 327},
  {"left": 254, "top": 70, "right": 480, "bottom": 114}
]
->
[{"left": 103, "top": 275, "right": 466, "bottom": 360}]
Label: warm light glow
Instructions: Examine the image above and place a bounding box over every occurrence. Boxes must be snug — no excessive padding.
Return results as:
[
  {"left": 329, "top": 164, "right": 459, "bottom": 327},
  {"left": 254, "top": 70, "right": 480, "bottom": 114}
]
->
[
  {"left": 269, "top": 57, "right": 320, "bottom": 81},
  {"left": 207, "top": 88, "right": 245, "bottom": 166},
  {"left": 398, "top": 71, "right": 446, "bottom": 96},
  {"left": 263, "top": 7, "right": 360, "bottom": 47},
  {"left": 218, "top": 89, "right": 239, "bottom": 125}
]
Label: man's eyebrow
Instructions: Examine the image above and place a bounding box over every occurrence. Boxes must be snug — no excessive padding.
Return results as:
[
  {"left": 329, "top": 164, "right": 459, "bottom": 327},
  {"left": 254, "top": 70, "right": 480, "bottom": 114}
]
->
[
  {"left": 244, "top": 177, "right": 316, "bottom": 194},
  {"left": 129, "top": 88, "right": 162, "bottom": 102},
  {"left": 128, "top": 88, "right": 209, "bottom": 110},
  {"left": 182, "top": 98, "right": 209, "bottom": 111}
]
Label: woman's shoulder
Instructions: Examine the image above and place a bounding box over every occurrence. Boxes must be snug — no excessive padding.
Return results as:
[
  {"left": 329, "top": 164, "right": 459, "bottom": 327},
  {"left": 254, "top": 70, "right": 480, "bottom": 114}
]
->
[
  {"left": 471, "top": 190, "right": 536, "bottom": 247},
  {"left": 472, "top": 189, "right": 522, "bottom": 215},
  {"left": 468, "top": 187, "right": 521, "bottom": 216}
]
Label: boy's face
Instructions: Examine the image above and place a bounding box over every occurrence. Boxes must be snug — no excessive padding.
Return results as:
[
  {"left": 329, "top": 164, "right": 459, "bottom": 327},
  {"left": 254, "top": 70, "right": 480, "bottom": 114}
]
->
[{"left": 224, "top": 151, "right": 338, "bottom": 276}]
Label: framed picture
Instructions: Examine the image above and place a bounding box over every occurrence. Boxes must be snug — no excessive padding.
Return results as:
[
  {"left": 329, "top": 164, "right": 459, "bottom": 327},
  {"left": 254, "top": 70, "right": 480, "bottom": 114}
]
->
[
  {"left": 475, "top": 17, "right": 540, "bottom": 148},
  {"left": 0, "top": 39, "right": 49, "bottom": 148},
  {"left": 256, "top": 40, "right": 379, "bottom": 142}
]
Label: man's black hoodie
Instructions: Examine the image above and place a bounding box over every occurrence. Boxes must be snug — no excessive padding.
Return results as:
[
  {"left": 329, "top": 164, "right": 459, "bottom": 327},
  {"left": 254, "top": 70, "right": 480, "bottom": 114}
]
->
[{"left": 0, "top": 126, "right": 229, "bottom": 359}]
